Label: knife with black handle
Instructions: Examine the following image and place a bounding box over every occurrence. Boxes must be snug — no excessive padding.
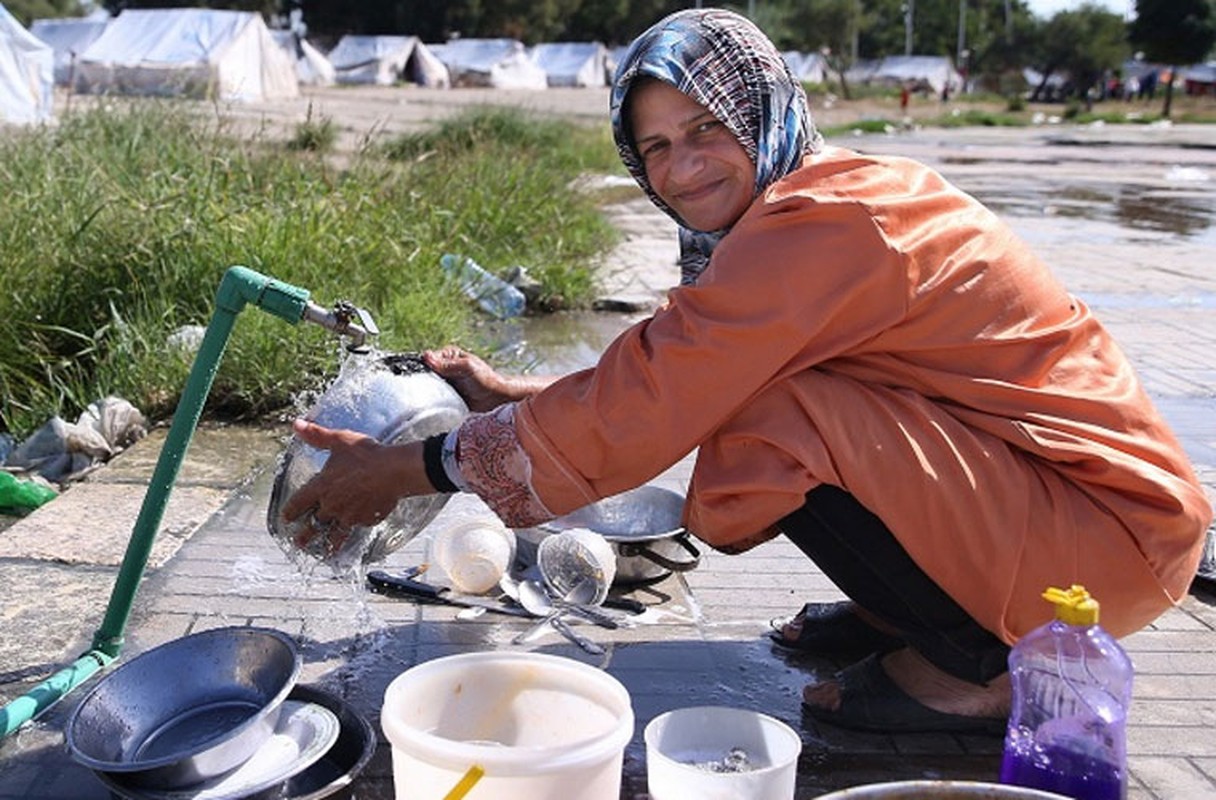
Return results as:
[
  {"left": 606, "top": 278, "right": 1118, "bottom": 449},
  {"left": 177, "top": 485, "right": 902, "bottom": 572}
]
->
[{"left": 366, "top": 570, "right": 533, "bottom": 618}]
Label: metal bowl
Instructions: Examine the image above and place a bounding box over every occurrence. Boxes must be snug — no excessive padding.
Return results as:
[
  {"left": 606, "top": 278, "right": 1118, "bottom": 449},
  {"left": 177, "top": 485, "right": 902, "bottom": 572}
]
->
[
  {"left": 66, "top": 626, "right": 302, "bottom": 789},
  {"left": 267, "top": 352, "right": 468, "bottom": 571}
]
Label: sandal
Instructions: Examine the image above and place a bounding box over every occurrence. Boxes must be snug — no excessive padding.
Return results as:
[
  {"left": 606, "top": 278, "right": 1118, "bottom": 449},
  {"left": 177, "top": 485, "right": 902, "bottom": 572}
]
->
[
  {"left": 768, "top": 601, "right": 903, "bottom": 656},
  {"left": 800, "top": 652, "right": 1008, "bottom": 736}
]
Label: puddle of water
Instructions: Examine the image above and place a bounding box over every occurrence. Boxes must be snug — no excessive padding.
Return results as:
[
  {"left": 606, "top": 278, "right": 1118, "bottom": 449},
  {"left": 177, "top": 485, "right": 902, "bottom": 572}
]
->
[
  {"left": 464, "top": 309, "right": 643, "bottom": 376},
  {"left": 1076, "top": 291, "right": 1216, "bottom": 309},
  {"left": 981, "top": 183, "right": 1216, "bottom": 241},
  {"left": 858, "top": 127, "right": 1216, "bottom": 245}
]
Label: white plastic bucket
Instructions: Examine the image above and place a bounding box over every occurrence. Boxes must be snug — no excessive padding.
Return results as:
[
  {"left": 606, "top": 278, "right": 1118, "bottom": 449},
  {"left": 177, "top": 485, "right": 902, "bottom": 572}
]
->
[
  {"left": 381, "top": 652, "right": 633, "bottom": 800},
  {"left": 645, "top": 705, "right": 802, "bottom": 800}
]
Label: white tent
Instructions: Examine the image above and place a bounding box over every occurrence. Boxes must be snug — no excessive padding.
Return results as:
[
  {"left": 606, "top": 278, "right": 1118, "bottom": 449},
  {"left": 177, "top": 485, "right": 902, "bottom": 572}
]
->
[
  {"left": 781, "top": 50, "right": 827, "bottom": 84},
  {"left": 270, "top": 30, "right": 334, "bottom": 86},
  {"left": 438, "top": 38, "right": 546, "bottom": 90},
  {"left": 327, "top": 35, "right": 448, "bottom": 87},
  {"left": 0, "top": 3, "right": 53, "bottom": 124},
  {"left": 844, "top": 58, "right": 881, "bottom": 87},
  {"left": 30, "top": 16, "right": 108, "bottom": 86},
  {"left": 74, "top": 8, "right": 298, "bottom": 102},
  {"left": 870, "top": 55, "right": 962, "bottom": 95},
  {"left": 607, "top": 44, "right": 629, "bottom": 81},
  {"left": 1182, "top": 61, "right": 1216, "bottom": 95},
  {"left": 530, "top": 42, "right": 607, "bottom": 88}
]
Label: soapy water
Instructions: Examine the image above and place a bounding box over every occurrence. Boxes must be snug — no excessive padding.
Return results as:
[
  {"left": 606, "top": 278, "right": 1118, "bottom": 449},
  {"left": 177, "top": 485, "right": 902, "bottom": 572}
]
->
[{"left": 679, "top": 746, "right": 758, "bottom": 774}]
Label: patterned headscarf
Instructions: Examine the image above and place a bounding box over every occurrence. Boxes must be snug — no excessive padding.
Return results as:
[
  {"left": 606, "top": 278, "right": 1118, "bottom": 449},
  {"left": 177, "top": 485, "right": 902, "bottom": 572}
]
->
[{"left": 611, "top": 8, "right": 822, "bottom": 285}]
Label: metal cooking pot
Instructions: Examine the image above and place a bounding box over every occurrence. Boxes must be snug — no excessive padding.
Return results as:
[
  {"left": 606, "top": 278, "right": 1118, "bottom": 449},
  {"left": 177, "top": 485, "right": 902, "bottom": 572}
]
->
[
  {"left": 516, "top": 485, "right": 701, "bottom": 585},
  {"left": 267, "top": 352, "right": 468, "bottom": 570}
]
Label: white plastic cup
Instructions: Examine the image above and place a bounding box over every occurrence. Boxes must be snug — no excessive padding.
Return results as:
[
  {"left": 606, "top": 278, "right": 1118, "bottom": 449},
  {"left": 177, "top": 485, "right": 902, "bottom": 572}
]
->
[
  {"left": 381, "top": 652, "right": 634, "bottom": 800},
  {"left": 645, "top": 706, "right": 802, "bottom": 800},
  {"left": 431, "top": 517, "right": 516, "bottom": 594}
]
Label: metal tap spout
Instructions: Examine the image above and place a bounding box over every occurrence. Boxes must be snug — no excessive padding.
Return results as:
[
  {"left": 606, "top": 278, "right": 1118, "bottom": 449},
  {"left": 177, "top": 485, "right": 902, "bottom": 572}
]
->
[{"left": 301, "top": 300, "right": 380, "bottom": 352}]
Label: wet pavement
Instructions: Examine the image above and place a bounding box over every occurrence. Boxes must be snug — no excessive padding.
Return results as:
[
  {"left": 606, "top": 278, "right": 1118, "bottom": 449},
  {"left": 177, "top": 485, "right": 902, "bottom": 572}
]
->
[{"left": 1, "top": 123, "right": 1214, "bottom": 799}]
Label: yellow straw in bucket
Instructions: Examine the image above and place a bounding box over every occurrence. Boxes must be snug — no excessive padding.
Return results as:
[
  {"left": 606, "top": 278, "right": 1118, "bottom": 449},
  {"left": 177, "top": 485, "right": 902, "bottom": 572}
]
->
[{"left": 442, "top": 764, "right": 485, "bottom": 800}]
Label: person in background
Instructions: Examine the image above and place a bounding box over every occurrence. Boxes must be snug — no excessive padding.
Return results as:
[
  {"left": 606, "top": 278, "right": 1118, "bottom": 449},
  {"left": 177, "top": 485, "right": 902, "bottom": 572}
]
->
[{"left": 283, "top": 8, "right": 1211, "bottom": 735}]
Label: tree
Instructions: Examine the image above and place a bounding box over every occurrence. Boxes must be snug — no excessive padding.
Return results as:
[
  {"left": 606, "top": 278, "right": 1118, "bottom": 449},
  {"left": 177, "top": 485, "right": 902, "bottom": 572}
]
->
[
  {"left": 297, "top": 0, "right": 682, "bottom": 41},
  {"left": 4, "top": 0, "right": 83, "bottom": 26},
  {"left": 967, "top": 2, "right": 1040, "bottom": 94},
  {"left": 1026, "top": 5, "right": 1128, "bottom": 106},
  {"left": 1129, "top": 0, "right": 1216, "bottom": 117},
  {"left": 103, "top": 1, "right": 281, "bottom": 18},
  {"left": 781, "top": 0, "right": 865, "bottom": 98}
]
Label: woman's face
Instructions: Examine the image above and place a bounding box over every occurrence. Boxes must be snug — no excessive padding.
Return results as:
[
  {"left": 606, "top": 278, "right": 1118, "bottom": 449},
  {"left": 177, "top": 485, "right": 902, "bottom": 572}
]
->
[{"left": 628, "top": 79, "right": 757, "bottom": 232}]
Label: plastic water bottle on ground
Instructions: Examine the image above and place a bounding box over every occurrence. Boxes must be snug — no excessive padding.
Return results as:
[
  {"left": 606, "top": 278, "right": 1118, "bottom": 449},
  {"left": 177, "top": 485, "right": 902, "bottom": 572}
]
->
[
  {"left": 439, "top": 254, "right": 527, "bottom": 319},
  {"left": 999, "top": 585, "right": 1132, "bottom": 800}
]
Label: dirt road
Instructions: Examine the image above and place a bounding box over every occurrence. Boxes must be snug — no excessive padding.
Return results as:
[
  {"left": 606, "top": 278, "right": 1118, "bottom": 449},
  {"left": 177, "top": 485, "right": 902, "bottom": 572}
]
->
[{"left": 67, "top": 83, "right": 968, "bottom": 152}]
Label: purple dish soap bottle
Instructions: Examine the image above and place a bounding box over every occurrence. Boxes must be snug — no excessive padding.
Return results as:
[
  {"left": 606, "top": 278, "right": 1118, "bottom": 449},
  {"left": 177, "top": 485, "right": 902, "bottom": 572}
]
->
[{"left": 1000, "top": 585, "right": 1132, "bottom": 800}]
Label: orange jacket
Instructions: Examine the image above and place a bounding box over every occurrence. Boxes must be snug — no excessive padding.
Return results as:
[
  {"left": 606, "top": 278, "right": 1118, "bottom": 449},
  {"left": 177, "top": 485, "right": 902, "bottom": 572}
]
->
[{"left": 471, "top": 146, "right": 1210, "bottom": 641}]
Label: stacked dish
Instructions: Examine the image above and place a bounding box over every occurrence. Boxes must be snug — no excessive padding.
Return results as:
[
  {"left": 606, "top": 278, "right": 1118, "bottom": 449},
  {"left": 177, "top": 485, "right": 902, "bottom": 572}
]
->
[{"left": 66, "top": 627, "right": 375, "bottom": 800}]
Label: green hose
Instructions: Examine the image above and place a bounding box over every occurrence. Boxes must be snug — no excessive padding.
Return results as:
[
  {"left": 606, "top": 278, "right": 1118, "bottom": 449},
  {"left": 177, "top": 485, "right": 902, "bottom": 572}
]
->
[{"left": 0, "top": 267, "right": 310, "bottom": 738}]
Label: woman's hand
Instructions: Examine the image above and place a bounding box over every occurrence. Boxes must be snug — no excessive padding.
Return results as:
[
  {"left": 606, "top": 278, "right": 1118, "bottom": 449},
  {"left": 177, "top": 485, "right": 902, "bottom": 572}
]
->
[
  {"left": 425, "top": 346, "right": 557, "bottom": 412},
  {"left": 280, "top": 419, "right": 432, "bottom": 534}
]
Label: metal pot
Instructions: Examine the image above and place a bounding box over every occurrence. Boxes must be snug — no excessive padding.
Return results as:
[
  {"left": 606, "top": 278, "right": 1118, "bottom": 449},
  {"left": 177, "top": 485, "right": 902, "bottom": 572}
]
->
[
  {"left": 267, "top": 352, "right": 468, "bottom": 570},
  {"left": 66, "top": 626, "right": 301, "bottom": 789},
  {"left": 516, "top": 485, "right": 701, "bottom": 585}
]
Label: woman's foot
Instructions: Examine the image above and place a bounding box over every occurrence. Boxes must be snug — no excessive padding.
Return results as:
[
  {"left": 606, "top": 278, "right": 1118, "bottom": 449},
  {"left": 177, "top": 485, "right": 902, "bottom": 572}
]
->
[
  {"left": 801, "top": 648, "right": 1010, "bottom": 734},
  {"left": 769, "top": 601, "right": 904, "bottom": 655}
]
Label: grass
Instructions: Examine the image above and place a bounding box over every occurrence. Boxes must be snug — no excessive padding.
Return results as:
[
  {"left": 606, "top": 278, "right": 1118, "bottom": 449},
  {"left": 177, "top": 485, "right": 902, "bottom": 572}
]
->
[
  {"left": 0, "top": 102, "right": 619, "bottom": 439},
  {"left": 1, "top": 88, "right": 1209, "bottom": 442},
  {"left": 287, "top": 103, "right": 338, "bottom": 152}
]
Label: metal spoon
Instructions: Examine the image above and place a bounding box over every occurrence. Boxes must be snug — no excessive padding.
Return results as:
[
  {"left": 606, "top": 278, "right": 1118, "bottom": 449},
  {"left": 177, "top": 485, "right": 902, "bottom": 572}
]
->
[
  {"left": 512, "top": 581, "right": 606, "bottom": 655},
  {"left": 522, "top": 579, "right": 620, "bottom": 629}
]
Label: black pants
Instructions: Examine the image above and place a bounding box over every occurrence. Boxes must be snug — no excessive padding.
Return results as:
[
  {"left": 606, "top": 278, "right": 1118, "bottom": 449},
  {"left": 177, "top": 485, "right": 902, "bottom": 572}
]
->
[{"left": 779, "top": 485, "right": 1009, "bottom": 685}]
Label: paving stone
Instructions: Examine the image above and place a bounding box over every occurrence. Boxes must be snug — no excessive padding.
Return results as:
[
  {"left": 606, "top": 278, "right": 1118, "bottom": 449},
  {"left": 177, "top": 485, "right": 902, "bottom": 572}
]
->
[{"left": 0, "top": 482, "right": 227, "bottom": 567}]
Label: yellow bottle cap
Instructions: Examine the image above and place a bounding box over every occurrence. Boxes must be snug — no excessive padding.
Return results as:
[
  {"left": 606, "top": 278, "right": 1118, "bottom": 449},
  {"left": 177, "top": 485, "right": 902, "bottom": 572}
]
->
[{"left": 1043, "top": 585, "right": 1099, "bottom": 625}]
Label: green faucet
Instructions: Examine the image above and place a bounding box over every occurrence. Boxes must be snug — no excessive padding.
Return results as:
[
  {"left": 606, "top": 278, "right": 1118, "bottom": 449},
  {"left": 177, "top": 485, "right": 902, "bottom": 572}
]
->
[{"left": 0, "top": 266, "right": 377, "bottom": 738}]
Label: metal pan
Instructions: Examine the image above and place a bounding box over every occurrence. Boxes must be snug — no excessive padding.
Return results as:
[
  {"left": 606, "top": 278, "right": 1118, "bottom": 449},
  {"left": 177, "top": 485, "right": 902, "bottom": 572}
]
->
[{"left": 516, "top": 486, "right": 701, "bottom": 585}]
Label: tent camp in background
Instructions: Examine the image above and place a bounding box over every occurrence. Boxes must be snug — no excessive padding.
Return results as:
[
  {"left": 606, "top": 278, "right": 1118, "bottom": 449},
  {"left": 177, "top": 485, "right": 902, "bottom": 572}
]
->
[
  {"left": 868, "top": 55, "right": 962, "bottom": 96},
  {"left": 437, "top": 38, "right": 546, "bottom": 89},
  {"left": 530, "top": 42, "right": 607, "bottom": 87},
  {"left": 326, "top": 35, "right": 448, "bottom": 87},
  {"left": 782, "top": 51, "right": 827, "bottom": 84},
  {"left": 1182, "top": 62, "right": 1216, "bottom": 97},
  {"left": 30, "top": 14, "right": 108, "bottom": 86},
  {"left": 844, "top": 58, "right": 881, "bottom": 88},
  {"left": 606, "top": 44, "right": 629, "bottom": 80},
  {"left": 270, "top": 29, "right": 334, "bottom": 86},
  {"left": 0, "top": 3, "right": 53, "bottom": 125},
  {"left": 74, "top": 8, "right": 298, "bottom": 102},
  {"left": 1022, "top": 67, "right": 1067, "bottom": 102}
]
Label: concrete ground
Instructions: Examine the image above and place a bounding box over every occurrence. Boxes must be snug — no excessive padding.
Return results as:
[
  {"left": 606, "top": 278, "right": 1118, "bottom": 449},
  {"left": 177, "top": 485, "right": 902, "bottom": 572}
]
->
[{"left": 1, "top": 123, "right": 1214, "bottom": 799}]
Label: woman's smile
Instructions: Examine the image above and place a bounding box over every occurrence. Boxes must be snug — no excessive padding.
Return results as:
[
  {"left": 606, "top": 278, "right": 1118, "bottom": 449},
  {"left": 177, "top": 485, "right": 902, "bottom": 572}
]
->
[{"left": 628, "top": 79, "right": 756, "bottom": 232}]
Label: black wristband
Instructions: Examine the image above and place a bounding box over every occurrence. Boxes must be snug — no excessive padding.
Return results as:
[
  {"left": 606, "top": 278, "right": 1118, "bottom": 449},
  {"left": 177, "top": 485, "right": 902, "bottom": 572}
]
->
[{"left": 422, "top": 433, "right": 458, "bottom": 493}]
